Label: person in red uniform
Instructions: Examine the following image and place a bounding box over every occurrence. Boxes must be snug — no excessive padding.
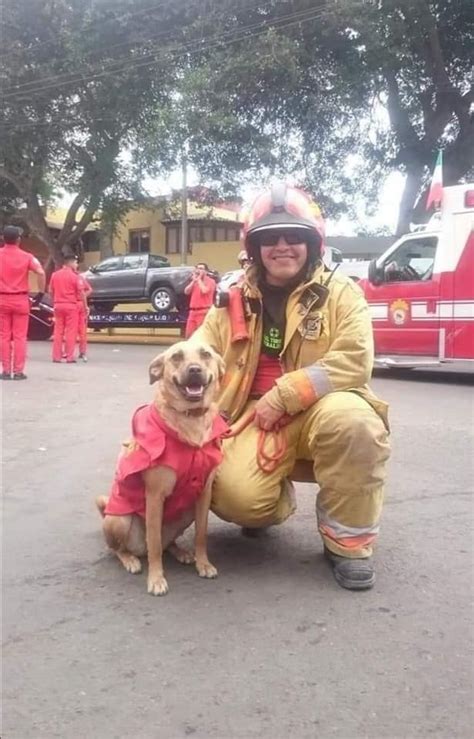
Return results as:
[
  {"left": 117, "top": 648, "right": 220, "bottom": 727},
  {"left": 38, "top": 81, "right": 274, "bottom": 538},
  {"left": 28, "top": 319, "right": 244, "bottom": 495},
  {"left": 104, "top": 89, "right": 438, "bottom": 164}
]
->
[
  {"left": 49, "top": 254, "right": 85, "bottom": 363},
  {"left": 73, "top": 259, "right": 93, "bottom": 362},
  {"left": 0, "top": 225, "right": 46, "bottom": 380},
  {"left": 184, "top": 263, "right": 216, "bottom": 338}
]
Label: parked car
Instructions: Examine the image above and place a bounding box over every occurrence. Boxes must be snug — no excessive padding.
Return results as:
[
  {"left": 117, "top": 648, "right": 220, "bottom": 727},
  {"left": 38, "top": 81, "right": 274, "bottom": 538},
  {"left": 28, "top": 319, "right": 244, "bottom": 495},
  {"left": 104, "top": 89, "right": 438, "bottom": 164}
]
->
[
  {"left": 84, "top": 254, "right": 217, "bottom": 313},
  {"left": 28, "top": 294, "right": 54, "bottom": 340}
]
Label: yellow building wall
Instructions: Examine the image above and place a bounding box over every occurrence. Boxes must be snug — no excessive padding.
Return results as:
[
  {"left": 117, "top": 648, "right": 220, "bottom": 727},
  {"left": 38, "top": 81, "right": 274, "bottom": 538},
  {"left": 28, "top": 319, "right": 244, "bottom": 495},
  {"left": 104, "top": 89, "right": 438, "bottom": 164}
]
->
[
  {"left": 112, "top": 205, "right": 167, "bottom": 257},
  {"left": 109, "top": 204, "right": 243, "bottom": 274}
]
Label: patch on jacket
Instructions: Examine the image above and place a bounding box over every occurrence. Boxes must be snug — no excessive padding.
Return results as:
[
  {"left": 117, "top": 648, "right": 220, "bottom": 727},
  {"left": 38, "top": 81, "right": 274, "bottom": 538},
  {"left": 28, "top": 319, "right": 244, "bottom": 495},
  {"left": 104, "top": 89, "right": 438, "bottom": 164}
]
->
[{"left": 297, "top": 311, "right": 324, "bottom": 340}]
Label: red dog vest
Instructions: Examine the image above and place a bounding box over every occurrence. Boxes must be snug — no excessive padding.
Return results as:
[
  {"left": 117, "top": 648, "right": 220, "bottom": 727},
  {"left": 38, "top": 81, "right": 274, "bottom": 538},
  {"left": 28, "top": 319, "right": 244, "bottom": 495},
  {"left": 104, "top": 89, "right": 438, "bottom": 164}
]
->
[{"left": 105, "top": 404, "right": 228, "bottom": 522}]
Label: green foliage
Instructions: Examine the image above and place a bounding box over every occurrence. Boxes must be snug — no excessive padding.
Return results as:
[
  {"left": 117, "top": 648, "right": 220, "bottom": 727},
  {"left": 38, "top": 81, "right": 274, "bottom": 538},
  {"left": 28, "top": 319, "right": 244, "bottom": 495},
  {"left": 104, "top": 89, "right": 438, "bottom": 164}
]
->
[
  {"left": 1, "top": 0, "right": 472, "bottom": 250},
  {"left": 1, "top": 0, "right": 194, "bottom": 257},
  {"left": 175, "top": 0, "right": 473, "bottom": 231}
]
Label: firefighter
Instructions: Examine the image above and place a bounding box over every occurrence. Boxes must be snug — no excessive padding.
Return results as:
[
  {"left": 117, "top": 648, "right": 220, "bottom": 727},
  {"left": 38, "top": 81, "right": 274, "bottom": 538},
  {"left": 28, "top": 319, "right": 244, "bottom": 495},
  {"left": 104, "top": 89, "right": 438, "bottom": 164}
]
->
[
  {"left": 191, "top": 182, "right": 391, "bottom": 590},
  {"left": 0, "top": 225, "right": 46, "bottom": 380},
  {"left": 184, "top": 262, "right": 216, "bottom": 338},
  {"left": 73, "top": 258, "right": 92, "bottom": 362},
  {"left": 49, "top": 254, "right": 85, "bottom": 363}
]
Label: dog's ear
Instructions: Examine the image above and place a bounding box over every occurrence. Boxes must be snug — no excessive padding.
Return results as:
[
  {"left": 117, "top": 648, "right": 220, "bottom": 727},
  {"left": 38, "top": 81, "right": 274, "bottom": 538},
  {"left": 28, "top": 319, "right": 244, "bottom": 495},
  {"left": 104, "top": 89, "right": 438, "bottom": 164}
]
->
[{"left": 149, "top": 353, "right": 165, "bottom": 385}]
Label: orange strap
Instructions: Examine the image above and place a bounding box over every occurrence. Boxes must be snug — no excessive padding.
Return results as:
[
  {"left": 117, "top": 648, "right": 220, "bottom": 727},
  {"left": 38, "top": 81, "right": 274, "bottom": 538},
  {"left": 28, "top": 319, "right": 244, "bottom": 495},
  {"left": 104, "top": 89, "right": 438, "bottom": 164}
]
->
[{"left": 223, "top": 410, "right": 291, "bottom": 473}]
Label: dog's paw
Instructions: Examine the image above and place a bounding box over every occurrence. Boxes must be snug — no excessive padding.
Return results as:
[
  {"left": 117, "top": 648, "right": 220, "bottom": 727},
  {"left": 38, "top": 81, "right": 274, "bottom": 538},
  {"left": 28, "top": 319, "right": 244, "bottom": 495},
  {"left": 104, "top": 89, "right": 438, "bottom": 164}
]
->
[
  {"left": 119, "top": 553, "right": 142, "bottom": 574},
  {"left": 168, "top": 543, "right": 195, "bottom": 565},
  {"left": 196, "top": 560, "right": 218, "bottom": 579},
  {"left": 147, "top": 574, "right": 169, "bottom": 596}
]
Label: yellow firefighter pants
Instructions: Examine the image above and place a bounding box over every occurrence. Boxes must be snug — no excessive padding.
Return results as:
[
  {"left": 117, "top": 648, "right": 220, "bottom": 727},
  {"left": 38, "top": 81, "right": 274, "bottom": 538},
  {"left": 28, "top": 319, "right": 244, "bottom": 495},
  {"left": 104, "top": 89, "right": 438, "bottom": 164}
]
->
[{"left": 212, "top": 391, "right": 390, "bottom": 558}]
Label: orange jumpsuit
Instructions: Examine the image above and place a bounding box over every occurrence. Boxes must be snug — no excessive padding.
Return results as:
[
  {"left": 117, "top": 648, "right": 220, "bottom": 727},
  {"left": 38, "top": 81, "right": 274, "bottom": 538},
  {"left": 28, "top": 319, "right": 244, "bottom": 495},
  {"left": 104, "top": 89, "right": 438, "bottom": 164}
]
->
[
  {"left": 49, "top": 266, "right": 82, "bottom": 362},
  {"left": 0, "top": 245, "right": 44, "bottom": 375},
  {"left": 185, "top": 275, "right": 216, "bottom": 338}
]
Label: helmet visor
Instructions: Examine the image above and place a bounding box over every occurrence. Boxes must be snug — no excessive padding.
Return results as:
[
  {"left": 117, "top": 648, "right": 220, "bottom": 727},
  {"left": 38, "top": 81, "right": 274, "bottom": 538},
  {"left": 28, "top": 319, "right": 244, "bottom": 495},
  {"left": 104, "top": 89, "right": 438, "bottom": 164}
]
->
[{"left": 248, "top": 225, "right": 321, "bottom": 249}]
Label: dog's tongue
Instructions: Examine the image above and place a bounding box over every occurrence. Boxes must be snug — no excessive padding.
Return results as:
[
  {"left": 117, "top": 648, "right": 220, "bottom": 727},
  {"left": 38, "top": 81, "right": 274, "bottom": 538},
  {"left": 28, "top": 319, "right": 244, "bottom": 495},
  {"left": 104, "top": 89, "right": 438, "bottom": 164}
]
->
[{"left": 186, "top": 384, "right": 204, "bottom": 397}]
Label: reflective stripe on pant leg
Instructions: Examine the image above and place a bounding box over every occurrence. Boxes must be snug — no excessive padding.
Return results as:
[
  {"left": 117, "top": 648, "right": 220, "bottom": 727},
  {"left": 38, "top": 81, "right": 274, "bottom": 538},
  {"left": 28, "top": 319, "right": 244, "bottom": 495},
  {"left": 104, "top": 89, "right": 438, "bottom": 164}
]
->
[
  {"left": 212, "top": 403, "right": 301, "bottom": 528},
  {"left": 297, "top": 391, "right": 390, "bottom": 558}
]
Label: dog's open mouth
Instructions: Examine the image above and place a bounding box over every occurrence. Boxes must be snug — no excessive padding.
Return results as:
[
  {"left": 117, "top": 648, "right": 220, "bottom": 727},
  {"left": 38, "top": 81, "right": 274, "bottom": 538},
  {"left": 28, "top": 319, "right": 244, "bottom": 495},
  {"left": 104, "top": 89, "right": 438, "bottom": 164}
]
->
[{"left": 173, "top": 375, "right": 211, "bottom": 402}]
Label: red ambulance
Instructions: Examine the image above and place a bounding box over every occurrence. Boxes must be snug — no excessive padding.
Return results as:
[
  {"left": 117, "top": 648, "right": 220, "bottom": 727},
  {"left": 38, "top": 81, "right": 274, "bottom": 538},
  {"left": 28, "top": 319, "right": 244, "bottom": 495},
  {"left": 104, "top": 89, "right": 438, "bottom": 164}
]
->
[{"left": 360, "top": 184, "right": 474, "bottom": 370}]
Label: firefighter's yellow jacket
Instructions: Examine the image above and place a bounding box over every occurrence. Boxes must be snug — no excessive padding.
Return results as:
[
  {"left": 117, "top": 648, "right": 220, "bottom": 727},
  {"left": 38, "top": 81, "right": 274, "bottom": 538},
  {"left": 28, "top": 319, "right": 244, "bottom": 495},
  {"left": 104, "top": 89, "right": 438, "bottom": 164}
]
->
[{"left": 193, "top": 264, "right": 389, "bottom": 427}]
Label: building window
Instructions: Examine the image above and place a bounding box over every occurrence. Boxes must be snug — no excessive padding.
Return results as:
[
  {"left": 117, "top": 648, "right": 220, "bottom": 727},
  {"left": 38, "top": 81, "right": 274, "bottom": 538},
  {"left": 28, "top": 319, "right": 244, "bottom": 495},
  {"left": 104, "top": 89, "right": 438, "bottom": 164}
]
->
[
  {"left": 190, "top": 225, "right": 202, "bottom": 242},
  {"left": 215, "top": 226, "right": 227, "bottom": 242},
  {"left": 166, "top": 225, "right": 194, "bottom": 254},
  {"left": 202, "top": 225, "right": 214, "bottom": 242},
  {"left": 166, "top": 226, "right": 180, "bottom": 254},
  {"left": 82, "top": 231, "right": 100, "bottom": 252},
  {"left": 228, "top": 226, "right": 241, "bottom": 241},
  {"left": 129, "top": 229, "right": 150, "bottom": 253}
]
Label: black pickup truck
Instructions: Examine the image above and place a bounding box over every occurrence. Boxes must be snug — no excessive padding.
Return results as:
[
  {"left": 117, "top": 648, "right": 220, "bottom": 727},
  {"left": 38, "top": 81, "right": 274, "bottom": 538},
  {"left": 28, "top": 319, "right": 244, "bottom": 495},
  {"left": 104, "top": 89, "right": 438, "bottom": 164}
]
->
[{"left": 84, "top": 254, "right": 217, "bottom": 313}]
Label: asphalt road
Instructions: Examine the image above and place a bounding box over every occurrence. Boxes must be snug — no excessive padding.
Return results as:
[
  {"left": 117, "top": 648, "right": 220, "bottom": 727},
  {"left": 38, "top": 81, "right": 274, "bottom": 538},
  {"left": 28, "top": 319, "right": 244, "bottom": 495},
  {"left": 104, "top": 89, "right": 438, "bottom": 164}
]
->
[{"left": 2, "top": 343, "right": 473, "bottom": 739}]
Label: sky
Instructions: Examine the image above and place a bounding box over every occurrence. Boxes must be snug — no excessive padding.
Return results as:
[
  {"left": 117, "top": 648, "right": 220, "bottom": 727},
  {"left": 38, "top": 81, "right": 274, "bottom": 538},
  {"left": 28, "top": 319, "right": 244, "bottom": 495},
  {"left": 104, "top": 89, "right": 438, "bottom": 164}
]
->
[
  {"left": 141, "top": 167, "right": 406, "bottom": 236},
  {"left": 59, "top": 164, "right": 406, "bottom": 236}
]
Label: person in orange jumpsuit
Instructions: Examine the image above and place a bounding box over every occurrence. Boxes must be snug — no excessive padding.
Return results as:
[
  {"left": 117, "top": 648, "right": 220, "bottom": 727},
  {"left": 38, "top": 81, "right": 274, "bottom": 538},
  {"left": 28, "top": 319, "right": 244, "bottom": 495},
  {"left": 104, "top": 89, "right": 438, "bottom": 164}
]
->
[
  {"left": 73, "top": 260, "right": 93, "bottom": 362},
  {"left": 184, "top": 263, "right": 216, "bottom": 338},
  {"left": 0, "top": 225, "right": 46, "bottom": 380},
  {"left": 49, "top": 255, "right": 85, "bottom": 363}
]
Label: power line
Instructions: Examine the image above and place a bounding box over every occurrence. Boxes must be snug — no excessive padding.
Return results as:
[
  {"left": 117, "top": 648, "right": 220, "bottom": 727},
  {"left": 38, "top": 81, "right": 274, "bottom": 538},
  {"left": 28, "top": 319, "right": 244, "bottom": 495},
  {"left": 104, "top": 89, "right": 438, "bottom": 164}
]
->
[
  {"left": 0, "top": 0, "right": 184, "bottom": 60},
  {"left": 3, "top": 4, "right": 327, "bottom": 100},
  {"left": 4, "top": 4, "right": 322, "bottom": 95}
]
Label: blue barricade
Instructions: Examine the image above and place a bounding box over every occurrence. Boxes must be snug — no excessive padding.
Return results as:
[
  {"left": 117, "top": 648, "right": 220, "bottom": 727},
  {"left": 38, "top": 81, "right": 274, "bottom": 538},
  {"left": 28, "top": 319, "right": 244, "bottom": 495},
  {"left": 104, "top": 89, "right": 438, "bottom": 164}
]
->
[{"left": 88, "top": 311, "right": 187, "bottom": 334}]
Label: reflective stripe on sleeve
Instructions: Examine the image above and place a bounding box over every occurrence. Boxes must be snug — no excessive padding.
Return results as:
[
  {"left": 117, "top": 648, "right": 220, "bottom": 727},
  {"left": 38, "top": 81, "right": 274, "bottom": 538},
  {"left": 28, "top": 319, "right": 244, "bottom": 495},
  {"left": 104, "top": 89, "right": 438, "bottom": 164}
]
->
[{"left": 305, "top": 364, "right": 332, "bottom": 398}]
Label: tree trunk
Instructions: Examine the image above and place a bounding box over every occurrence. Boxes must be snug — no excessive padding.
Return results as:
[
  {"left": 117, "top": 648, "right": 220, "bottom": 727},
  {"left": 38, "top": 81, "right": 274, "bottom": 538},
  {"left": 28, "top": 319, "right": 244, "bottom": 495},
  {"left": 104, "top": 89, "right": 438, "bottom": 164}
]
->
[
  {"left": 396, "top": 164, "right": 425, "bottom": 235},
  {"left": 99, "top": 221, "right": 114, "bottom": 259}
]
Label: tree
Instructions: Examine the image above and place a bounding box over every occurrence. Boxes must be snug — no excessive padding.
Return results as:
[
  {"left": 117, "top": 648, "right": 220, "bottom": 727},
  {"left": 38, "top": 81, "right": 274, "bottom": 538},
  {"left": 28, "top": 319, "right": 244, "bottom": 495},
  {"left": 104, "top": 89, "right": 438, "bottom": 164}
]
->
[
  {"left": 2, "top": 0, "right": 472, "bottom": 251},
  {"left": 175, "top": 0, "right": 473, "bottom": 232},
  {"left": 0, "top": 0, "right": 196, "bottom": 268}
]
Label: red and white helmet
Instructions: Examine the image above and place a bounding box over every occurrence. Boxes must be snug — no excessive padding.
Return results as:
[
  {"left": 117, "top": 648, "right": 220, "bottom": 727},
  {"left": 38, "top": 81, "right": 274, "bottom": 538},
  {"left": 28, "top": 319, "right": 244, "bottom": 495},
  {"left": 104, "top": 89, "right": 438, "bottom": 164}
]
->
[{"left": 242, "top": 182, "right": 325, "bottom": 264}]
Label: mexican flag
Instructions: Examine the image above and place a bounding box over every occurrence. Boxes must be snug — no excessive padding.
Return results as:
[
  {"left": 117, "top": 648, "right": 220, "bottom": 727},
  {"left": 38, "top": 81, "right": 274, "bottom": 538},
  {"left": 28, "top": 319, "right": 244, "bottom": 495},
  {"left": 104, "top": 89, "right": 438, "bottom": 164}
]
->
[{"left": 426, "top": 150, "right": 443, "bottom": 210}]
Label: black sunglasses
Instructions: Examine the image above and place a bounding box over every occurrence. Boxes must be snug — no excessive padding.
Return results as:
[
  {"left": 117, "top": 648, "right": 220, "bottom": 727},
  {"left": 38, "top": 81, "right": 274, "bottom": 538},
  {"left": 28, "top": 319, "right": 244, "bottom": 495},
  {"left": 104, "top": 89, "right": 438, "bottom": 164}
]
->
[{"left": 251, "top": 229, "right": 308, "bottom": 247}]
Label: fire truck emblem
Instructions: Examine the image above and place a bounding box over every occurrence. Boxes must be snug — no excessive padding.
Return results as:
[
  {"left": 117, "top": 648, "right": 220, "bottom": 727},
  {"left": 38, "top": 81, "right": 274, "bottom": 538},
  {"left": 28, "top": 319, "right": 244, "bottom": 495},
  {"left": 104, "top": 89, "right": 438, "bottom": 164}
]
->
[{"left": 389, "top": 299, "right": 410, "bottom": 325}]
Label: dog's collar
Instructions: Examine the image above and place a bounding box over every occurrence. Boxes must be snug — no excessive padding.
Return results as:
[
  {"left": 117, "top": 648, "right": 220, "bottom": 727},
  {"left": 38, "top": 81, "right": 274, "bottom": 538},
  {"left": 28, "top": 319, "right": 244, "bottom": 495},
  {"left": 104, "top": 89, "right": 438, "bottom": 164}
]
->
[{"left": 184, "top": 407, "right": 210, "bottom": 417}]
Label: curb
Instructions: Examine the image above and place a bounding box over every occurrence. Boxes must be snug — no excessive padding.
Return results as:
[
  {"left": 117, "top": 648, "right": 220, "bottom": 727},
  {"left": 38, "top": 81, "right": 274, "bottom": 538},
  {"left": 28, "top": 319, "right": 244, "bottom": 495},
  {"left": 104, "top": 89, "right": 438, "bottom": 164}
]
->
[{"left": 87, "top": 331, "right": 181, "bottom": 346}]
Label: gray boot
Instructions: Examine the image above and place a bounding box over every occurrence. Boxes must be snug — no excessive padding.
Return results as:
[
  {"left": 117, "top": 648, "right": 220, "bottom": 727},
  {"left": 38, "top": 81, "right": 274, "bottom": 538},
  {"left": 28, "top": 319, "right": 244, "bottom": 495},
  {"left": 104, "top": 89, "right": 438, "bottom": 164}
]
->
[{"left": 324, "top": 546, "right": 375, "bottom": 590}]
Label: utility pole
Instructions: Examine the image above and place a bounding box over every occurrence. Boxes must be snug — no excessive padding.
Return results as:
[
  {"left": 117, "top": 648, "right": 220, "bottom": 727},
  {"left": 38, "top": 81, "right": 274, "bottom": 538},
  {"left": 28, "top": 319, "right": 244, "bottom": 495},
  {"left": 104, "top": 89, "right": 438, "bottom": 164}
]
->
[{"left": 180, "top": 150, "right": 188, "bottom": 266}]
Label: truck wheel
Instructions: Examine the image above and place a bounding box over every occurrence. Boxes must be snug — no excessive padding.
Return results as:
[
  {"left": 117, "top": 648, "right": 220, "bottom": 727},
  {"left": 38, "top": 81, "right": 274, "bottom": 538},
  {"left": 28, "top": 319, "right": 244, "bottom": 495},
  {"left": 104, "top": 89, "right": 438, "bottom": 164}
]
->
[
  {"left": 151, "top": 287, "right": 176, "bottom": 312},
  {"left": 91, "top": 301, "right": 116, "bottom": 313}
]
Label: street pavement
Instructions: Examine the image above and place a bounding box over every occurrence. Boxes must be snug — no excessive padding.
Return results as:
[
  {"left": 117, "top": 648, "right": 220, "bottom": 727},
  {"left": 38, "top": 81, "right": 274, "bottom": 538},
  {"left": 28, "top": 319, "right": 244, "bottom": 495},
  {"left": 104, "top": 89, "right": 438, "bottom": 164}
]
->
[{"left": 2, "top": 343, "right": 473, "bottom": 739}]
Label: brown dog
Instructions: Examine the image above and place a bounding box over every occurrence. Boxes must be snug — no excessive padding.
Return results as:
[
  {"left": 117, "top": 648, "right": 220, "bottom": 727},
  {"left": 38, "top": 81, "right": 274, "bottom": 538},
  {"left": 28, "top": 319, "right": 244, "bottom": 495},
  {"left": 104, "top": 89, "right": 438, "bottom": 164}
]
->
[{"left": 96, "top": 341, "right": 226, "bottom": 596}]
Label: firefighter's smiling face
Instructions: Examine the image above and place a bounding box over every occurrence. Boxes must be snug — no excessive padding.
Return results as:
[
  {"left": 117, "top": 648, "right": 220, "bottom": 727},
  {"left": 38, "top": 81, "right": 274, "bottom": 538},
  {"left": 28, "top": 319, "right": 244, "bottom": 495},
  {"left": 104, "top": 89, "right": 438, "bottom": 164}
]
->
[{"left": 259, "top": 235, "right": 308, "bottom": 287}]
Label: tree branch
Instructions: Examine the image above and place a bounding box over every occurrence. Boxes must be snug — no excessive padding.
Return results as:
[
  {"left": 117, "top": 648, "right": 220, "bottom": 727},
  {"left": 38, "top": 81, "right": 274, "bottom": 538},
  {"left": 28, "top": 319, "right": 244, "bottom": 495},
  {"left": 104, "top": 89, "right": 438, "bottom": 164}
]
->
[
  {"left": 55, "top": 191, "right": 87, "bottom": 249},
  {"left": 385, "top": 69, "right": 421, "bottom": 160},
  {"left": 0, "top": 167, "right": 28, "bottom": 196}
]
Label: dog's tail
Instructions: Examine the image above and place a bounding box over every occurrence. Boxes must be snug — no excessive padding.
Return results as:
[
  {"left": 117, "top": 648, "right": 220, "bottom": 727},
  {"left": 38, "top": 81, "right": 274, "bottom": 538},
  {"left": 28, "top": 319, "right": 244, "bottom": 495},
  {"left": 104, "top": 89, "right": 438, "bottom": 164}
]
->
[{"left": 95, "top": 495, "right": 108, "bottom": 518}]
